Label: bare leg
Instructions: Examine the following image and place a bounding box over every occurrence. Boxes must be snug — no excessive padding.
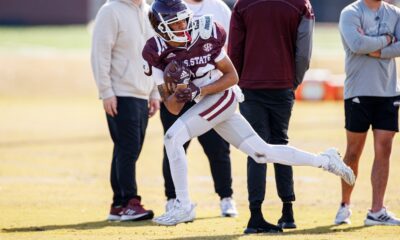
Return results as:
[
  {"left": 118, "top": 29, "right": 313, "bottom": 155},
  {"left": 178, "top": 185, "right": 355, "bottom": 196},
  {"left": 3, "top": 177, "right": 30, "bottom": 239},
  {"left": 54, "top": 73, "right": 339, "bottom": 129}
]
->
[
  {"left": 371, "top": 129, "right": 395, "bottom": 212},
  {"left": 341, "top": 131, "right": 367, "bottom": 204}
]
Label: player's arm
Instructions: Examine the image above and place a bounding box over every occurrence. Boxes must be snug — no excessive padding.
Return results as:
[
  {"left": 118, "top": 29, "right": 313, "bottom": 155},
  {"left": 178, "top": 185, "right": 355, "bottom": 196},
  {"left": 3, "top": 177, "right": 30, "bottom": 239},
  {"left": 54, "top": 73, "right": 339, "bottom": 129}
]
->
[
  {"left": 379, "top": 11, "right": 400, "bottom": 59},
  {"left": 151, "top": 63, "right": 191, "bottom": 115},
  {"left": 339, "top": 9, "right": 389, "bottom": 54},
  {"left": 158, "top": 83, "right": 186, "bottom": 115},
  {"left": 200, "top": 55, "right": 239, "bottom": 96},
  {"left": 142, "top": 45, "right": 186, "bottom": 115}
]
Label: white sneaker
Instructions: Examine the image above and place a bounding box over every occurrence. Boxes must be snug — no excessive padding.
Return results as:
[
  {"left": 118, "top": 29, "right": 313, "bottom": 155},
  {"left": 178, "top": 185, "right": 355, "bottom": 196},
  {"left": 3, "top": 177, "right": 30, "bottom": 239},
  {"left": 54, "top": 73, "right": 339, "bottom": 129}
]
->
[
  {"left": 220, "top": 197, "right": 238, "bottom": 217},
  {"left": 334, "top": 204, "right": 352, "bottom": 224},
  {"left": 364, "top": 207, "right": 400, "bottom": 226},
  {"left": 320, "top": 148, "right": 356, "bottom": 186},
  {"left": 165, "top": 198, "right": 175, "bottom": 212},
  {"left": 153, "top": 199, "right": 196, "bottom": 226}
]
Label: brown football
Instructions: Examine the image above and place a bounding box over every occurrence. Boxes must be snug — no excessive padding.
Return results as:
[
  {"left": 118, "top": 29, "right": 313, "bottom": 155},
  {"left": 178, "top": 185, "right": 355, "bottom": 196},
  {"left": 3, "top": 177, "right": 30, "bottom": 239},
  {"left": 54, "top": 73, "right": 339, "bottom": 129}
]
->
[{"left": 163, "top": 60, "right": 191, "bottom": 94}]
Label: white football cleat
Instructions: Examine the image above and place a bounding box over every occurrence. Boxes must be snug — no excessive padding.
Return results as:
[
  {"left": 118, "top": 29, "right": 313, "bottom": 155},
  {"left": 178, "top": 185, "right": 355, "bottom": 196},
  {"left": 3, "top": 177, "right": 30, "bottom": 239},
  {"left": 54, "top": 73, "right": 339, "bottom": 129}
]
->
[
  {"left": 220, "top": 197, "right": 238, "bottom": 217},
  {"left": 364, "top": 207, "right": 400, "bottom": 226},
  {"left": 320, "top": 148, "right": 356, "bottom": 186},
  {"left": 334, "top": 204, "right": 352, "bottom": 225},
  {"left": 153, "top": 199, "right": 196, "bottom": 226}
]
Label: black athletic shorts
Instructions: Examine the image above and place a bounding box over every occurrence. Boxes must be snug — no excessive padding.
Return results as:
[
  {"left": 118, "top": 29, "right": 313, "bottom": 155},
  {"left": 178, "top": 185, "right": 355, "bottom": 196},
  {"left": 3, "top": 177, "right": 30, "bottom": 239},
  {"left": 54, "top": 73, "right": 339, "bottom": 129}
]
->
[{"left": 345, "top": 96, "right": 400, "bottom": 133}]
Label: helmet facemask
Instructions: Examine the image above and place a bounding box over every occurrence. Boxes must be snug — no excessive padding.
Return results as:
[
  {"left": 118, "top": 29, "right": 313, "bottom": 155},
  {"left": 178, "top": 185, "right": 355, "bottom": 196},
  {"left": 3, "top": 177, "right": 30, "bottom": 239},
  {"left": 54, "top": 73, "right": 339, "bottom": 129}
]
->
[{"left": 156, "top": 8, "right": 194, "bottom": 43}]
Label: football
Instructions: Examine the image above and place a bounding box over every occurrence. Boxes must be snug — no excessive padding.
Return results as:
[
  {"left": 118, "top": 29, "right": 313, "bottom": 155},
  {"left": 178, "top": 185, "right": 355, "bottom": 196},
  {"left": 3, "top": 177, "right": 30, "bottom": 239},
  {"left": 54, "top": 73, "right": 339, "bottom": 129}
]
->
[{"left": 163, "top": 60, "right": 191, "bottom": 94}]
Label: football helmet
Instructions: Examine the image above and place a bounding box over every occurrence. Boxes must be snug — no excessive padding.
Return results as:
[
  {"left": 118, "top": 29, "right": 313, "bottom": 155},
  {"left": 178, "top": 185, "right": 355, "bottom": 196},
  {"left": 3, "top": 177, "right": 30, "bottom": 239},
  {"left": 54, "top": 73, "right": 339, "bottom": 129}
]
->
[{"left": 149, "top": 0, "right": 193, "bottom": 43}]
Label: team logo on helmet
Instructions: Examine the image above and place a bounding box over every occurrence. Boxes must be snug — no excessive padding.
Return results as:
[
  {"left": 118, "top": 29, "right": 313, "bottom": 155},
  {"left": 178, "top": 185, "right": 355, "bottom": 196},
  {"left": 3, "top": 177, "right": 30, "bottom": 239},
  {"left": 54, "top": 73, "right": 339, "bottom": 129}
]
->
[{"left": 203, "top": 43, "right": 213, "bottom": 52}]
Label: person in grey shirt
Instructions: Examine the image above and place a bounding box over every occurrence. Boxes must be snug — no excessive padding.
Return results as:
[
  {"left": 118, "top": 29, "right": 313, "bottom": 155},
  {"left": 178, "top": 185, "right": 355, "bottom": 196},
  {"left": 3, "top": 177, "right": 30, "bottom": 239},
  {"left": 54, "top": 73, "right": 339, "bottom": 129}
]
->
[{"left": 335, "top": 0, "right": 400, "bottom": 226}]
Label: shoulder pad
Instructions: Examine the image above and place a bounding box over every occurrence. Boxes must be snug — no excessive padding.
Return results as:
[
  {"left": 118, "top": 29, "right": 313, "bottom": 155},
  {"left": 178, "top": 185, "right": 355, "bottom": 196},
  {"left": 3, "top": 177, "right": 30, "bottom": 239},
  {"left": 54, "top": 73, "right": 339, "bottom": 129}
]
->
[{"left": 191, "top": 15, "right": 214, "bottom": 41}]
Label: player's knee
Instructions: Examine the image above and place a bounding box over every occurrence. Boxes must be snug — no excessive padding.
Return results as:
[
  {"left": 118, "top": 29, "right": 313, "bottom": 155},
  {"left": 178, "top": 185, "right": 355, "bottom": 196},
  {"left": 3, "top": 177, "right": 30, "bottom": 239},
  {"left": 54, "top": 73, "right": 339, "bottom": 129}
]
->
[
  {"left": 164, "top": 131, "right": 176, "bottom": 149},
  {"left": 165, "top": 120, "right": 190, "bottom": 147},
  {"left": 344, "top": 150, "right": 360, "bottom": 164},
  {"left": 164, "top": 129, "right": 183, "bottom": 149},
  {"left": 252, "top": 152, "right": 268, "bottom": 164}
]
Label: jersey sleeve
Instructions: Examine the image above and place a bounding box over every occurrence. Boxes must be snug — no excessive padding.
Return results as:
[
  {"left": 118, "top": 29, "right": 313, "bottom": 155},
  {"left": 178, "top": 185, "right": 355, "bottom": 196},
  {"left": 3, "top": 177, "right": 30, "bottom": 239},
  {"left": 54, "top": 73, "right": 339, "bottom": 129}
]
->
[
  {"left": 212, "top": 22, "right": 227, "bottom": 62},
  {"left": 152, "top": 67, "right": 164, "bottom": 86},
  {"left": 142, "top": 38, "right": 163, "bottom": 74},
  {"left": 142, "top": 39, "right": 165, "bottom": 85}
]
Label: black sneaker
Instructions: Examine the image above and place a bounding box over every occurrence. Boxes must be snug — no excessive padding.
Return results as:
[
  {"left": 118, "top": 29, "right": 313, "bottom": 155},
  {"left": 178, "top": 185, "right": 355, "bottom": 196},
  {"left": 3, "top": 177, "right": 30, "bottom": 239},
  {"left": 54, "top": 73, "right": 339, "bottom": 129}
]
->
[
  {"left": 277, "top": 202, "right": 297, "bottom": 229},
  {"left": 244, "top": 218, "right": 283, "bottom": 234}
]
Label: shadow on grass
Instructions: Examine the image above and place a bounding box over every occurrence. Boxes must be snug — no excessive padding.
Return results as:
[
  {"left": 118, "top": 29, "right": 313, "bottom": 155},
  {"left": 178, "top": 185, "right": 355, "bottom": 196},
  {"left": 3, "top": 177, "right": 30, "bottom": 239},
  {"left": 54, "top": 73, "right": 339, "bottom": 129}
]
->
[
  {"left": 157, "top": 225, "right": 372, "bottom": 240},
  {"left": 282, "top": 224, "right": 371, "bottom": 235},
  {"left": 1, "top": 220, "right": 154, "bottom": 233},
  {"left": 2, "top": 221, "right": 370, "bottom": 237},
  {"left": 154, "top": 224, "right": 371, "bottom": 240},
  {"left": 156, "top": 235, "right": 243, "bottom": 240},
  {"left": 195, "top": 216, "right": 224, "bottom": 221},
  {"left": 1, "top": 216, "right": 224, "bottom": 233}
]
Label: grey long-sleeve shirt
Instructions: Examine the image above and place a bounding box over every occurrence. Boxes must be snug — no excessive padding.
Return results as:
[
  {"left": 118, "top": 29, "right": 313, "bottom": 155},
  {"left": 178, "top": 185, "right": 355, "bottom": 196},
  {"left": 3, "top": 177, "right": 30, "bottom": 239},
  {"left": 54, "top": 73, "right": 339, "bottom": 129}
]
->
[{"left": 339, "top": 0, "right": 400, "bottom": 99}]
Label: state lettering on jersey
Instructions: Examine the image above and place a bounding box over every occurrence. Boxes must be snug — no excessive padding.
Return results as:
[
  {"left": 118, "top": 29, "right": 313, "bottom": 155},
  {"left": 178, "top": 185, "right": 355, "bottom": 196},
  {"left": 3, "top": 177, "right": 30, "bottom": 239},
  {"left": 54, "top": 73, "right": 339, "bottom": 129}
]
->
[{"left": 183, "top": 54, "right": 212, "bottom": 67}]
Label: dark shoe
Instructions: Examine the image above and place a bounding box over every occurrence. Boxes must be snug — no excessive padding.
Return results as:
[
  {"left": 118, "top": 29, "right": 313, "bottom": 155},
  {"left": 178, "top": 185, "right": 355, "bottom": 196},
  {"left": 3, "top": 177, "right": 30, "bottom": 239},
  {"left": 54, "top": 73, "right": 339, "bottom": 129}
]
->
[
  {"left": 277, "top": 221, "right": 297, "bottom": 229},
  {"left": 278, "top": 202, "right": 297, "bottom": 229},
  {"left": 244, "top": 218, "right": 283, "bottom": 234},
  {"left": 120, "top": 198, "right": 154, "bottom": 221},
  {"left": 107, "top": 205, "right": 124, "bottom": 221}
]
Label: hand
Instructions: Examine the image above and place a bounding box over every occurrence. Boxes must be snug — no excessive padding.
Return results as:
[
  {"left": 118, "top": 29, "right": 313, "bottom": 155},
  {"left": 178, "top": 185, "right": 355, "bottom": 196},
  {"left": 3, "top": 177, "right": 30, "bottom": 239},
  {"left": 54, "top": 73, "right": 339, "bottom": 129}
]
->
[
  {"left": 174, "top": 88, "right": 192, "bottom": 103},
  {"left": 385, "top": 33, "right": 396, "bottom": 45},
  {"left": 148, "top": 98, "right": 160, "bottom": 117},
  {"left": 103, "top": 96, "right": 118, "bottom": 117},
  {"left": 174, "top": 82, "right": 201, "bottom": 103},
  {"left": 368, "top": 50, "right": 381, "bottom": 58},
  {"left": 357, "top": 27, "right": 365, "bottom": 35},
  {"left": 187, "top": 81, "right": 201, "bottom": 101},
  {"left": 386, "top": 35, "right": 392, "bottom": 44}
]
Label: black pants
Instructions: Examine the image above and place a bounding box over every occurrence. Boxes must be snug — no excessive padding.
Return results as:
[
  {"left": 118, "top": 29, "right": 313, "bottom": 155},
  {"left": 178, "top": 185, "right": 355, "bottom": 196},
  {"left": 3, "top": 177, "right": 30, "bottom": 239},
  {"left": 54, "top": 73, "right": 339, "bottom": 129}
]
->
[
  {"left": 239, "top": 89, "right": 296, "bottom": 210},
  {"left": 160, "top": 101, "right": 233, "bottom": 200},
  {"left": 107, "top": 97, "right": 149, "bottom": 207}
]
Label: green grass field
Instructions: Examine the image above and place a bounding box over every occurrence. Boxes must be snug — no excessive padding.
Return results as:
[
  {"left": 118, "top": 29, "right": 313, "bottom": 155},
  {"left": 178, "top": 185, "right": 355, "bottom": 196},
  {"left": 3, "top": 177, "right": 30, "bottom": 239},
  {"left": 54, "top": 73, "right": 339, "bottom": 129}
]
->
[{"left": 0, "top": 25, "right": 400, "bottom": 239}]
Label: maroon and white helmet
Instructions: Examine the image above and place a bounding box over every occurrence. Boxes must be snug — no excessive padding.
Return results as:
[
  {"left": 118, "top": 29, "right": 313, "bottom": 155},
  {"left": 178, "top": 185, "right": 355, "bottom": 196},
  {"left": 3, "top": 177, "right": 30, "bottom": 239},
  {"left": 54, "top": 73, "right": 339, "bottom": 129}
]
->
[{"left": 149, "top": 0, "right": 193, "bottom": 43}]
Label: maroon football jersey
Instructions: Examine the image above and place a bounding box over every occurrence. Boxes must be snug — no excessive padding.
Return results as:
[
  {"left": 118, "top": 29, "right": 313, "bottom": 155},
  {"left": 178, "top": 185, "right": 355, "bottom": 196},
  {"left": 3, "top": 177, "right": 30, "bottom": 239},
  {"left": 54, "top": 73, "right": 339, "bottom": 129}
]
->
[{"left": 142, "top": 16, "right": 226, "bottom": 85}]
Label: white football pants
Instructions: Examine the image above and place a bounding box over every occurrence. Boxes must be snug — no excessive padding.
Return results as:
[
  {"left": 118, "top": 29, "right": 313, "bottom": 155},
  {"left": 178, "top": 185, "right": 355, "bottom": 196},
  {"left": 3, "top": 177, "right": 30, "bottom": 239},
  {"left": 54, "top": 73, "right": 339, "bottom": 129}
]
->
[{"left": 164, "top": 88, "right": 327, "bottom": 208}]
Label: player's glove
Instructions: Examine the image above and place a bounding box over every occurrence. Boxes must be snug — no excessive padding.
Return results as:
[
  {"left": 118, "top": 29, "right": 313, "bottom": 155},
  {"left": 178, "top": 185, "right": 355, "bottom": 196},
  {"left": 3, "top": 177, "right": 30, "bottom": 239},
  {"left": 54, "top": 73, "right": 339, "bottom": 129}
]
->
[
  {"left": 174, "top": 88, "right": 192, "bottom": 103},
  {"left": 174, "top": 82, "right": 201, "bottom": 103},
  {"left": 187, "top": 81, "right": 201, "bottom": 101}
]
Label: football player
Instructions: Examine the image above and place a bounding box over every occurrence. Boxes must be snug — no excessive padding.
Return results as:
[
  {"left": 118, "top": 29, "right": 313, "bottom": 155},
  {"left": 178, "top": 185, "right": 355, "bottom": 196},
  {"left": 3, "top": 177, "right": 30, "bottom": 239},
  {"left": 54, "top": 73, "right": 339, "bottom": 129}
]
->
[{"left": 142, "top": 0, "right": 355, "bottom": 227}]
